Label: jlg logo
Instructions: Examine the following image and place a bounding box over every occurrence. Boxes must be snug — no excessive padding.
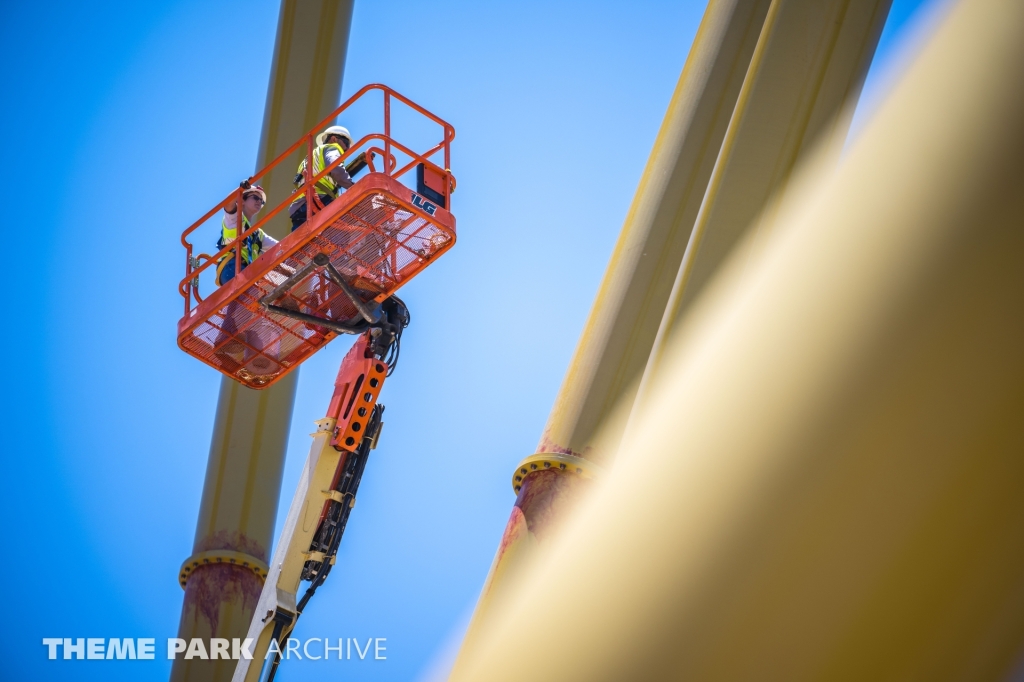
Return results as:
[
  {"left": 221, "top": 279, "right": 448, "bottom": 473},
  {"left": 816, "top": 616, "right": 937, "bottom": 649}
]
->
[{"left": 411, "top": 193, "right": 438, "bottom": 216}]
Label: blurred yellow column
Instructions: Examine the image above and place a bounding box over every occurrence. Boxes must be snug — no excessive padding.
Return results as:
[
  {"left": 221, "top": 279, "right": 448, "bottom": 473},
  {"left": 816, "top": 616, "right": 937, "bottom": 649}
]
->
[
  {"left": 449, "top": 0, "right": 772, "bottom": 675},
  {"left": 171, "top": 2, "right": 353, "bottom": 681},
  {"left": 636, "top": 0, "right": 891, "bottom": 398},
  {"left": 453, "top": 0, "right": 1024, "bottom": 678},
  {"left": 537, "top": 0, "right": 774, "bottom": 468},
  {"left": 453, "top": 0, "right": 893, "bottom": 674}
]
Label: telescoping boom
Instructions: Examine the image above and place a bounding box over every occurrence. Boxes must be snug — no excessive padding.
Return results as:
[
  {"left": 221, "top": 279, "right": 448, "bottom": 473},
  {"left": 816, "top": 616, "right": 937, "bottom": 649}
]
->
[{"left": 174, "top": 84, "right": 457, "bottom": 681}]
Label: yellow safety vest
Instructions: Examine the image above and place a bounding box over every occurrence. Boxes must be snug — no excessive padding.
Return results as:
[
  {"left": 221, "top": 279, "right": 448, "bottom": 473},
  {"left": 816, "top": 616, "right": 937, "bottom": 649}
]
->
[
  {"left": 295, "top": 143, "right": 346, "bottom": 197},
  {"left": 217, "top": 214, "right": 265, "bottom": 275}
]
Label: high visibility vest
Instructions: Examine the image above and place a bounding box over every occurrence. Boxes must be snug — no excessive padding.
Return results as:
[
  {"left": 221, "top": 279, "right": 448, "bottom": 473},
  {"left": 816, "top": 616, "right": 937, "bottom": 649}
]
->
[
  {"left": 218, "top": 214, "right": 264, "bottom": 267},
  {"left": 295, "top": 142, "right": 346, "bottom": 197}
]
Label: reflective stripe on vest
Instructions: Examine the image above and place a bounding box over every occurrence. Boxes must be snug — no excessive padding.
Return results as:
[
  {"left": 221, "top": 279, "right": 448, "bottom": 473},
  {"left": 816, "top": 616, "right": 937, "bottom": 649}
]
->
[
  {"left": 219, "top": 214, "right": 263, "bottom": 266},
  {"left": 295, "top": 142, "right": 346, "bottom": 197}
]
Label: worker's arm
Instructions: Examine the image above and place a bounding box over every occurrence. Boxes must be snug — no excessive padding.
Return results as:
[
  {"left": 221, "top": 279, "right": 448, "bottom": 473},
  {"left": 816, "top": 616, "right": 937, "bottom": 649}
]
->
[{"left": 324, "top": 147, "right": 354, "bottom": 190}]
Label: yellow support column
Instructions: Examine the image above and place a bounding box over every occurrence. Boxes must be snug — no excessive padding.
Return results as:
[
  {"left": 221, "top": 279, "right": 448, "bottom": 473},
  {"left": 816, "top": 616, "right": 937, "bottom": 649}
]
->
[
  {"left": 453, "top": 0, "right": 891, "bottom": 674},
  {"left": 172, "top": 2, "right": 353, "bottom": 681},
  {"left": 449, "top": 0, "right": 772, "bottom": 674},
  {"left": 539, "top": 0, "right": 773, "bottom": 468},
  {"left": 453, "top": 0, "right": 1024, "bottom": 677},
  {"left": 636, "top": 0, "right": 891, "bottom": 400}
]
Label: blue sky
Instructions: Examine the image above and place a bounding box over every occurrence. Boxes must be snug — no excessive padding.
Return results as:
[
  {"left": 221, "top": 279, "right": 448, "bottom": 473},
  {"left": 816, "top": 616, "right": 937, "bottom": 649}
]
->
[{"left": 0, "top": 0, "right": 940, "bottom": 679}]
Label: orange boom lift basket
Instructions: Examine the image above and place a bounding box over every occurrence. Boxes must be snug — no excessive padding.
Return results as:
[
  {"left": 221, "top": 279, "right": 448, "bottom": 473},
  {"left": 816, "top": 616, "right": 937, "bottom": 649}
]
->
[{"left": 177, "top": 85, "right": 456, "bottom": 389}]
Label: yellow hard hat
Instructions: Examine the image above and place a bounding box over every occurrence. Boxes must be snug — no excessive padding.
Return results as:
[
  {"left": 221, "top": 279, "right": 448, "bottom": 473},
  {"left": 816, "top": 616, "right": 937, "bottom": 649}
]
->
[{"left": 316, "top": 125, "right": 352, "bottom": 146}]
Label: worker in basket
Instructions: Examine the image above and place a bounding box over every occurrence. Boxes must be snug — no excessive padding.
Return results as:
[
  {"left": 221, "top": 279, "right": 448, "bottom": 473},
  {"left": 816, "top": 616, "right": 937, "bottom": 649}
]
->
[
  {"left": 215, "top": 183, "right": 278, "bottom": 286},
  {"left": 289, "top": 125, "right": 355, "bottom": 231}
]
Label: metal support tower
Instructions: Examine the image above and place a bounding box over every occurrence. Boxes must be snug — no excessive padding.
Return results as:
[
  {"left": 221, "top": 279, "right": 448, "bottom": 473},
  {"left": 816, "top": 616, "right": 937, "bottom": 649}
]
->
[
  {"left": 453, "top": 0, "right": 890, "bottom": 673},
  {"left": 633, "top": 0, "right": 891, "bottom": 410},
  {"left": 172, "top": 2, "right": 354, "bottom": 681},
  {"left": 451, "top": 1, "right": 1024, "bottom": 676},
  {"left": 450, "top": 0, "right": 772, "bottom": 672}
]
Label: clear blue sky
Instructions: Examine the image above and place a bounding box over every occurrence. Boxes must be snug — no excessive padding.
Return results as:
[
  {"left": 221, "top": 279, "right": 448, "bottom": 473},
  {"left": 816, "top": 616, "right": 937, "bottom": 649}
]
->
[{"left": 0, "top": 0, "right": 940, "bottom": 679}]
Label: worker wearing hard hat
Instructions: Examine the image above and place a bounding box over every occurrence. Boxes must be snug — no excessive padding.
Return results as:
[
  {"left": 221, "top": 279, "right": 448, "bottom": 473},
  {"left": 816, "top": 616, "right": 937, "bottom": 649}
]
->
[
  {"left": 289, "top": 125, "right": 355, "bottom": 230},
  {"left": 216, "top": 183, "right": 278, "bottom": 285}
]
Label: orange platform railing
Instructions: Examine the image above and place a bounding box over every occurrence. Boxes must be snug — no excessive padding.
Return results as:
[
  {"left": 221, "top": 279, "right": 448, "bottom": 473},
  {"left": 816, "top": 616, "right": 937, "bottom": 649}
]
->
[{"left": 177, "top": 84, "right": 457, "bottom": 389}]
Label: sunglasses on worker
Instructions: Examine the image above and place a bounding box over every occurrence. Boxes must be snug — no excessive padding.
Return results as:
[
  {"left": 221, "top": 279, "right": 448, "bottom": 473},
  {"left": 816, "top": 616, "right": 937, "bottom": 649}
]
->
[{"left": 328, "top": 135, "right": 351, "bottom": 149}]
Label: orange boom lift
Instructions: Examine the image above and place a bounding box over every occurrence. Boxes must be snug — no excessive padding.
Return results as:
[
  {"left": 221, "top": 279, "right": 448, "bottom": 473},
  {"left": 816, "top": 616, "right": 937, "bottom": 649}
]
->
[
  {"left": 176, "top": 85, "right": 456, "bottom": 680},
  {"left": 178, "top": 83, "right": 455, "bottom": 389}
]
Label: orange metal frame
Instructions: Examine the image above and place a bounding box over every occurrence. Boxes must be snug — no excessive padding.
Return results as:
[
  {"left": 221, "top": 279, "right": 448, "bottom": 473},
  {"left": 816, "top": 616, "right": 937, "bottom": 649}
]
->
[
  {"left": 325, "top": 333, "right": 387, "bottom": 452},
  {"left": 177, "top": 84, "right": 456, "bottom": 389}
]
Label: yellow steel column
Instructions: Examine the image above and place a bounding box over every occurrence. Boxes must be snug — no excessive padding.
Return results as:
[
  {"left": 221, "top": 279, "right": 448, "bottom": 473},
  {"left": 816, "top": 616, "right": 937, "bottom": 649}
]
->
[
  {"left": 172, "top": 2, "right": 353, "bottom": 681},
  {"left": 453, "top": 0, "right": 1024, "bottom": 677},
  {"left": 449, "top": 0, "right": 772, "bottom": 675},
  {"left": 635, "top": 0, "right": 891, "bottom": 402},
  {"left": 540, "top": 0, "right": 773, "bottom": 468}
]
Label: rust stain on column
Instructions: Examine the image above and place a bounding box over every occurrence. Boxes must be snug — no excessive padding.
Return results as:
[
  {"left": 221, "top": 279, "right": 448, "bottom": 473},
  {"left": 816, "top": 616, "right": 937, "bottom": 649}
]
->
[{"left": 171, "top": 2, "right": 354, "bottom": 681}]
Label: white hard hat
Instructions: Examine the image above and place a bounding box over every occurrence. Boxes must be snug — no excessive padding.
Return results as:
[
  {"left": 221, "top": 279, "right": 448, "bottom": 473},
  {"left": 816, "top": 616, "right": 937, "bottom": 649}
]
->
[{"left": 316, "top": 125, "right": 352, "bottom": 146}]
